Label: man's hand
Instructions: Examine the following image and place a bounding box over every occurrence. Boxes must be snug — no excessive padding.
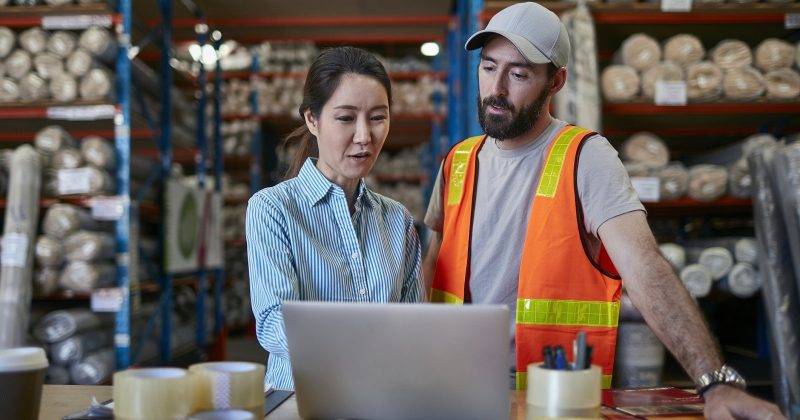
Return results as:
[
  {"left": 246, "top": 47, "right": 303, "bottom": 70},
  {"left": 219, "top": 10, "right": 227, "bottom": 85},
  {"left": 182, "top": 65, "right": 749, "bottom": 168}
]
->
[{"left": 703, "top": 385, "right": 785, "bottom": 420}]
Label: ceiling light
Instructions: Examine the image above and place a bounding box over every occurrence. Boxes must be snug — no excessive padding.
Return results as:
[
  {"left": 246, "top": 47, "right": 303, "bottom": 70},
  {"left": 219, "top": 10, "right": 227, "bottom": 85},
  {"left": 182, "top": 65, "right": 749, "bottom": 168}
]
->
[{"left": 421, "top": 42, "right": 440, "bottom": 57}]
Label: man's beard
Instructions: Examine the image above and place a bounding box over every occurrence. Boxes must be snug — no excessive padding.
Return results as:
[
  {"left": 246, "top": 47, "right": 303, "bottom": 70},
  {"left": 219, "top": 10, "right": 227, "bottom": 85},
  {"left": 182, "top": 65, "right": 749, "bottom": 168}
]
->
[{"left": 477, "top": 88, "right": 549, "bottom": 140}]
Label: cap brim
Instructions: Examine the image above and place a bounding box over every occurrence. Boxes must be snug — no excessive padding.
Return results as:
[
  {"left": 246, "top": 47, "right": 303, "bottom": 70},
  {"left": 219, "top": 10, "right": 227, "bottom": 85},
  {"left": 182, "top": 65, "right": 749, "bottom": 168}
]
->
[{"left": 465, "top": 30, "right": 551, "bottom": 65}]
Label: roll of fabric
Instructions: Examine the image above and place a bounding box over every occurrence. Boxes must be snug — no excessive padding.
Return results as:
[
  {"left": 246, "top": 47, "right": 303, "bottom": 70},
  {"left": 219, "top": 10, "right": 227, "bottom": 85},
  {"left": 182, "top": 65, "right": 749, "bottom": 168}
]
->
[
  {"left": 46, "top": 31, "right": 77, "bottom": 59},
  {"left": 19, "top": 27, "right": 47, "bottom": 55},
  {"left": 50, "top": 72, "right": 78, "bottom": 102},
  {"left": 735, "top": 238, "right": 759, "bottom": 266},
  {"left": 754, "top": 38, "right": 795, "bottom": 73},
  {"left": 69, "top": 348, "right": 114, "bottom": 385},
  {"left": 64, "top": 231, "right": 114, "bottom": 262},
  {"left": 686, "top": 61, "right": 723, "bottom": 102},
  {"left": 33, "top": 52, "right": 63, "bottom": 80},
  {"left": 723, "top": 66, "right": 765, "bottom": 101},
  {"left": 728, "top": 158, "right": 752, "bottom": 198},
  {"left": 44, "top": 0, "right": 74, "bottom": 5},
  {"left": 711, "top": 40, "right": 753, "bottom": 70},
  {"left": 743, "top": 133, "right": 778, "bottom": 159},
  {"left": 641, "top": 61, "right": 684, "bottom": 99},
  {"left": 80, "top": 136, "right": 115, "bottom": 170},
  {"left": 0, "top": 27, "right": 15, "bottom": 59},
  {"left": 5, "top": 49, "right": 32, "bottom": 80},
  {"left": 601, "top": 65, "right": 640, "bottom": 102},
  {"left": 34, "top": 268, "right": 59, "bottom": 296},
  {"left": 46, "top": 365, "right": 70, "bottom": 385},
  {"left": 59, "top": 261, "right": 115, "bottom": 293},
  {"left": 78, "top": 27, "right": 116, "bottom": 61},
  {"left": 35, "top": 125, "right": 76, "bottom": 156},
  {"left": 764, "top": 68, "right": 800, "bottom": 100},
  {"left": 663, "top": 34, "right": 705, "bottom": 66},
  {"left": 33, "top": 309, "right": 103, "bottom": 344},
  {"left": 620, "top": 33, "right": 662, "bottom": 71},
  {"left": 659, "top": 243, "right": 686, "bottom": 272},
  {"left": 42, "top": 203, "right": 97, "bottom": 239},
  {"left": 19, "top": 72, "right": 48, "bottom": 102},
  {"left": 657, "top": 163, "right": 690, "bottom": 200},
  {"left": 35, "top": 235, "right": 63, "bottom": 267},
  {"left": 51, "top": 148, "right": 83, "bottom": 170},
  {"left": 723, "top": 263, "right": 761, "bottom": 298},
  {"left": 622, "top": 132, "right": 669, "bottom": 169},
  {"left": 79, "top": 68, "right": 112, "bottom": 100},
  {"left": 699, "top": 246, "right": 735, "bottom": 280},
  {"left": 50, "top": 329, "right": 112, "bottom": 366},
  {"left": 66, "top": 48, "right": 92, "bottom": 77},
  {"left": 0, "top": 77, "right": 18, "bottom": 102},
  {"left": 688, "top": 164, "right": 728, "bottom": 202},
  {"left": 679, "top": 264, "right": 713, "bottom": 298}
]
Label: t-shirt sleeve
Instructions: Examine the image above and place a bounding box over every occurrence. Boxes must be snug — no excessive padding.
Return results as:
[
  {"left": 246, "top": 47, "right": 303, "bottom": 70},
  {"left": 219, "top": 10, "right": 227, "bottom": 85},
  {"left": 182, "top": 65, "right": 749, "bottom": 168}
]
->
[
  {"left": 423, "top": 162, "right": 445, "bottom": 232},
  {"left": 577, "top": 135, "right": 646, "bottom": 237}
]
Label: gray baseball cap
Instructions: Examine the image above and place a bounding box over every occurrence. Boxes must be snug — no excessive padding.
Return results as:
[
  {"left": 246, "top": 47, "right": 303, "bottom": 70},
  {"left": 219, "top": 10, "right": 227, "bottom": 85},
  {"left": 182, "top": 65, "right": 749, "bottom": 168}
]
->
[{"left": 465, "top": 2, "right": 570, "bottom": 68}]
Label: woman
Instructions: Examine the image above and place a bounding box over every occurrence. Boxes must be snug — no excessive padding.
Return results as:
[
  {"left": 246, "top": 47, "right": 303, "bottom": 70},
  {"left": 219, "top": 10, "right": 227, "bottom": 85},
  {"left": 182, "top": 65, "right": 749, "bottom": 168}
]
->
[{"left": 246, "top": 46, "right": 423, "bottom": 390}]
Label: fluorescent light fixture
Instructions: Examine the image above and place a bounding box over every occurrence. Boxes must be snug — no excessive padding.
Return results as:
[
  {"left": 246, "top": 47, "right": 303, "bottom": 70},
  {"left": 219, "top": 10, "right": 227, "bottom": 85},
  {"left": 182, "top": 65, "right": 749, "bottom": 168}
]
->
[
  {"left": 421, "top": 42, "right": 440, "bottom": 57},
  {"left": 188, "top": 43, "right": 202, "bottom": 61}
]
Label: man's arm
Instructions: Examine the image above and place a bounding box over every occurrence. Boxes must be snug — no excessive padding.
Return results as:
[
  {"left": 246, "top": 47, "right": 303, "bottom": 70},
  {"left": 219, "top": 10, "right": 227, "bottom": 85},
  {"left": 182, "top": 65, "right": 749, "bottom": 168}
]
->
[
  {"left": 599, "top": 211, "right": 784, "bottom": 419},
  {"left": 422, "top": 231, "right": 442, "bottom": 301}
]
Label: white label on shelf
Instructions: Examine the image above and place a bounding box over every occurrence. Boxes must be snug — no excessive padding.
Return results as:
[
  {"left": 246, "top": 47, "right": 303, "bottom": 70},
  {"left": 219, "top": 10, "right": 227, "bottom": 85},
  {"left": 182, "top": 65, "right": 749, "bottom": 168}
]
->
[
  {"left": 786, "top": 14, "right": 800, "bottom": 29},
  {"left": 115, "top": 333, "right": 131, "bottom": 347},
  {"left": 661, "top": 0, "right": 692, "bottom": 12},
  {"left": 631, "top": 177, "right": 661, "bottom": 203},
  {"left": 47, "top": 105, "right": 115, "bottom": 121},
  {"left": 42, "top": 14, "right": 113, "bottom": 30},
  {"left": 58, "top": 168, "right": 92, "bottom": 195},
  {"left": 655, "top": 81, "right": 688, "bottom": 106},
  {"left": 90, "top": 196, "right": 125, "bottom": 221},
  {"left": 1, "top": 233, "right": 29, "bottom": 268},
  {"left": 92, "top": 287, "right": 124, "bottom": 312}
]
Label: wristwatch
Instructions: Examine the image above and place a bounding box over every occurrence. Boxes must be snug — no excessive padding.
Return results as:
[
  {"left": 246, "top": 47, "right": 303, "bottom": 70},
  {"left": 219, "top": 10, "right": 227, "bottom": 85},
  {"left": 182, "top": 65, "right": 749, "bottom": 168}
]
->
[{"left": 696, "top": 364, "right": 747, "bottom": 397}]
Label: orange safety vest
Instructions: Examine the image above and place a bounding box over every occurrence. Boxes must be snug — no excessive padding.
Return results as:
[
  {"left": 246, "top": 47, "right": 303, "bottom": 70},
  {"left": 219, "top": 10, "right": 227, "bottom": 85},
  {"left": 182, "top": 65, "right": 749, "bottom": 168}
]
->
[{"left": 431, "top": 125, "right": 622, "bottom": 390}]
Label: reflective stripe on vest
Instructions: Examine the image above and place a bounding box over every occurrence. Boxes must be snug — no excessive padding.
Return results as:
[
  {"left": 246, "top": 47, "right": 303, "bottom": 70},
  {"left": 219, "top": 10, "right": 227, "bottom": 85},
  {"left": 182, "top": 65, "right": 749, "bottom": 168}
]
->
[
  {"left": 515, "top": 372, "right": 613, "bottom": 391},
  {"left": 536, "top": 126, "right": 584, "bottom": 198},
  {"left": 516, "top": 299, "right": 620, "bottom": 328},
  {"left": 431, "top": 288, "right": 464, "bottom": 304},
  {"left": 447, "top": 136, "right": 483, "bottom": 206}
]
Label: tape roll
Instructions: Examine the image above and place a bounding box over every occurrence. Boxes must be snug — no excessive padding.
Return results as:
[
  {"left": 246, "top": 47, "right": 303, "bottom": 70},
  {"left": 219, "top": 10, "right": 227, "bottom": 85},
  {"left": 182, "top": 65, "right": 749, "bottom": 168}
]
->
[
  {"left": 189, "top": 410, "right": 256, "bottom": 420},
  {"left": 189, "top": 362, "right": 265, "bottom": 417},
  {"left": 526, "top": 364, "right": 601, "bottom": 418},
  {"left": 113, "top": 368, "right": 193, "bottom": 420}
]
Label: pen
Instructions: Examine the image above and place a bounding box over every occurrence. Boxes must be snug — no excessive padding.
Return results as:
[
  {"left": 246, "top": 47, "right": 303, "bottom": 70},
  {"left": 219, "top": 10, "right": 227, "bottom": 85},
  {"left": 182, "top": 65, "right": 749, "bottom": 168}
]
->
[
  {"left": 543, "top": 346, "right": 553, "bottom": 369},
  {"left": 574, "top": 331, "right": 587, "bottom": 371},
  {"left": 554, "top": 345, "right": 567, "bottom": 370},
  {"left": 584, "top": 346, "right": 593, "bottom": 369}
]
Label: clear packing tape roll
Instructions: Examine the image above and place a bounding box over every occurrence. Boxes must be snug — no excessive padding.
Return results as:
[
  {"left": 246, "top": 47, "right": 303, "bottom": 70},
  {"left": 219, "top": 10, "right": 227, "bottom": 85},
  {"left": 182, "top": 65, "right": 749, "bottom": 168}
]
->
[
  {"left": 526, "top": 364, "right": 601, "bottom": 419},
  {"left": 190, "top": 362, "right": 265, "bottom": 417},
  {"left": 114, "top": 368, "right": 194, "bottom": 420}
]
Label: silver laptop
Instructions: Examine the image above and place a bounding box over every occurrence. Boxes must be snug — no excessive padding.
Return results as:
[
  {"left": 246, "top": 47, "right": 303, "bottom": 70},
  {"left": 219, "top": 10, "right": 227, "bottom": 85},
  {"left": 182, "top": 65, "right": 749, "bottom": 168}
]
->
[{"left": 283, "top": 301, "right": 509, "bottom": 420}]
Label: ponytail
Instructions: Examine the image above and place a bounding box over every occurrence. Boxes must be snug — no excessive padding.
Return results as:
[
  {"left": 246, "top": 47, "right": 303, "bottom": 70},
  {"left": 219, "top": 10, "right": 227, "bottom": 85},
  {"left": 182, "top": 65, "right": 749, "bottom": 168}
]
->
[{"left": 284, "top": 124, "right": 318, "bottom": 180}]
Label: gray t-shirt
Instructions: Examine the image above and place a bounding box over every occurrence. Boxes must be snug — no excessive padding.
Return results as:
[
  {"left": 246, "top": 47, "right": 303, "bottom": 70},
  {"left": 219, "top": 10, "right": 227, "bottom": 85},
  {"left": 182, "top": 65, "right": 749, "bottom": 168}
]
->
[{"left": 424, "top": 118, "right": 644, "bottom": 366}]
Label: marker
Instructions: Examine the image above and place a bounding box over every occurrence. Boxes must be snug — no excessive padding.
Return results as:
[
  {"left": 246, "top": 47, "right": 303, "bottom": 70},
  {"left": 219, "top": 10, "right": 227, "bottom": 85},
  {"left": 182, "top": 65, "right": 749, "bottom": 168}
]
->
[
  {"left": 543, "top": 346, "right": 554, "bottom": 369},
  {"left": 574, "top": 332, "right": 587, "bottom": 371},
  {"left": 584, "top": 346, "right": 593, "bottom": 369},
  {"left": 554, "top": 346, "right": 567, "bottom": 370}
]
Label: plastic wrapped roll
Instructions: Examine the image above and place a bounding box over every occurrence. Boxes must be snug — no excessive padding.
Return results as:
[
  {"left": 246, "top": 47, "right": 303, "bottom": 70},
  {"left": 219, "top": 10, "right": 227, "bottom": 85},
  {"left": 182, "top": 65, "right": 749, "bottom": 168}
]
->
[
  {"left": 34, "top": 268, "right": 59, "bottom": 296},
  {"left": 78, "top": 27, "right": 116, "bottom": 61},
  {"left": 728, "top": 158, "right": 752, "bottom": 198},
  {"left": 79, "top": 68, "right": 111, "bottom": 100},
  {"left": 35, "top": 235, "right": 63, "bottom": 267},
  {"left": 33, "top": 52, "right": 63, "bottom": 80},
  {"left": 659, "top": 243, "right": 686, "bottom": 271},
  {"left": 711, "top": 40, "right": 753, "bottom": 70},
  {"left": 722, "top": 263, "right": 761, "bottom": 298},
  {"left": 641, "top": 61, "right": 684, "bottom": 99},
  {"left": 699, "top": 246, "right": 735, "bottom": 280},
  {"left": 113, "top": 368, "right": 194, "bottom": 419},
  {"left": 46, "top": 365, "right": 70, "bottom": 385},
  {"left": 657, "top": 163, "right": 689, "bottom": 200},
  {"left": 42, "top": 203, "right": 97, "bottom": 239},
  {"left": 19, "top": 72, "right": 47, "bottom": 102},
  {"left": 735, "top": 238, "right": 759, "bottom": 266},
  {"left": 679, "top": 264, "right": 713, "bottom": 298},
  {"left": 5, "top": 49, "right": 32, "bottom": 80},
  {"left": 0, "top": 77, "right": 18, "bottom": 102},
  {"left": 189, "top": 362, "right": 266, "bottom": 416},
  {"left": 742, "top": 134, "right": 778, "bottom": 161},
  {"left": 44, "top": 0, "right": 75, "bottom": 5},
  {"left": 0, "top": 145, "right": 42, "bottom": 349},
  {"left": 66, "top": 48, "right": 92, "bottom": 77},
  {"left": 19, "top": 27, "right": 47, "bottom": 55},
  {"left": 80, "top": 136, "right": 115, "bottom": 170},
  {"left": 46, "top": 31, "right": 77, "bottom": 59},
  {"left": 601, "top": 65, "right": 640, "bottom": 102},
  {"left": 686, "top": 61, "right": 723, "bottom": 102},
  {"left": 50, "top": 72, "right": 78, "bottom": 103},
  {"left": 754, "top": 38, "right": 794, "bottom": 73},
  {"left": 82, "top": 166, "right": 114, "bottom": 196},
  {"left": 723, "top": 66, "right": 765, "bottom": 101},
  {"left": 688, "top": 164, "right": 728, "bottom": 202},
  {"left": 622, "top": 132, "right": 669, "bottom": 169},
  {"left": 69, "top": 348, "right": 114, "bottom": 385},
  {"left": 64, "top": 231, "right": 114, "bottom": 262},
  {"left": 663, "top": 34, "right": 705, "bottom": 66},
  {"left": 620, "top": 33, "right": 661, "bottom": 71},
  {"left": 50, "top": 329, "right": 112, "bottom": 366},
  {"left": 0, "top": 27, "right": 15, "bottom": 59},
  {"left": 59, "top": 261, "right": 115, "bottom": 293},
  {"left": 51, "top": 148, "right": 83, "bottom": 169},
  {"left": 35, "top": 125, "right": 76, "bottom": 156},
  {"left": 764, "top": 68, "right": 800, "bottom": 100},
  {"left": 33, "top": 309, "right": 104, "bottom": 343}
]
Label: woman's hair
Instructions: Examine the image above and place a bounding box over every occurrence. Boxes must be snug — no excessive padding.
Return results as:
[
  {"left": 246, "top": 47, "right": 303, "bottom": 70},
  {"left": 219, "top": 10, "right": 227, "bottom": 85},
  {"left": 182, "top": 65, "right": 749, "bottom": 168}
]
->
[{"left": 284, "top": 46, "right": 392, "bottom": 179}]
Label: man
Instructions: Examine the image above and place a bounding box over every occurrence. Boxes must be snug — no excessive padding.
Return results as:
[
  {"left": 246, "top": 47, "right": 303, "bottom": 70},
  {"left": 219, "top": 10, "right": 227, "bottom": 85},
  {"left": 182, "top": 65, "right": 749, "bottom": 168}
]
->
[{"left": 422, "top": 2, "right": 785, "bottom": 419}]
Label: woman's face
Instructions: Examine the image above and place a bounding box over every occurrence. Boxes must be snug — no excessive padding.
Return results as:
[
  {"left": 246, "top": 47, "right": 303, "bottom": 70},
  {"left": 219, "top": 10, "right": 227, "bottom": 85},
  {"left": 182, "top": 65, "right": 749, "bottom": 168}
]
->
[{"left": 305, "top": 73, "right": 390, "bottom": 185}]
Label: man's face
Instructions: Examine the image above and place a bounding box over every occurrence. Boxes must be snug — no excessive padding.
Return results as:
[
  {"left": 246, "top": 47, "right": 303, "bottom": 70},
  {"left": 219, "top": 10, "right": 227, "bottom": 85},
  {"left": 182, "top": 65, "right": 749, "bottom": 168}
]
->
[{"left": 477, "top": 36, "right": 555, "bottom": 140}]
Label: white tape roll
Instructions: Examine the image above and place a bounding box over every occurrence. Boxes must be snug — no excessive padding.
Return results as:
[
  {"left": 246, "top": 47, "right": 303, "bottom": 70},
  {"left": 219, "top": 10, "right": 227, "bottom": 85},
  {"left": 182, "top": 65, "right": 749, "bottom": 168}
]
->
[
  {"left": 189, "top": 362, "right": 265, "bottom": 417},
  {"left": 113, "top": 368, "right": 193, "bottom": 420},
  {"left": 526, "top": 364, "right": 601, "bottom": 418}
]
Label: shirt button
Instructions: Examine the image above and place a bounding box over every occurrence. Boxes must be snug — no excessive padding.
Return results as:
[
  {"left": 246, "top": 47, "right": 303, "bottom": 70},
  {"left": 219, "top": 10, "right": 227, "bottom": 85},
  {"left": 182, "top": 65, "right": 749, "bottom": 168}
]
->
[
  {"left": 351, "top": 252, "right": 359, "bottom": 260},
  {"left": 359, "top": 288, "right": 366, "bottom": 295}
]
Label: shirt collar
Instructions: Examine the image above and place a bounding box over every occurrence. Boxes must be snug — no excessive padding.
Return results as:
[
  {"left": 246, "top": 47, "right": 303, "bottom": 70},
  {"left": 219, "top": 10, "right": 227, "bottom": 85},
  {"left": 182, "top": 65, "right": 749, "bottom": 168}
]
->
[{"left": 298, "top": 158, "right": 378, "bottom": 208}]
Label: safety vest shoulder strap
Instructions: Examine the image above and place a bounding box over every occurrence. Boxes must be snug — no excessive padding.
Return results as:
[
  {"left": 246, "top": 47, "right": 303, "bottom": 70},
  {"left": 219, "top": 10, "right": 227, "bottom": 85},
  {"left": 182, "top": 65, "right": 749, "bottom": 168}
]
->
[{"left": 443, "top": 135, "right": 485, "bottom": 207}]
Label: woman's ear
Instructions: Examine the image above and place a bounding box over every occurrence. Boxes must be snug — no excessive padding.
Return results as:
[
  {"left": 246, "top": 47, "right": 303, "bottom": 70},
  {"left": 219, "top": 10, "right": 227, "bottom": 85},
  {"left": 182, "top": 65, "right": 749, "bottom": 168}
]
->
[{"left": 304, "top": 109, "right": 319, "bottom": 137}]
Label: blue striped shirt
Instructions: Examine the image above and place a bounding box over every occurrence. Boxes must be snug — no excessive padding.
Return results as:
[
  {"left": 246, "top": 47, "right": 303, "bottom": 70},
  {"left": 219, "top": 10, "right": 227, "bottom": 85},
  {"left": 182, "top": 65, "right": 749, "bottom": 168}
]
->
[{"left": 246, "top": 158, "right": 423, "bottom": 390}]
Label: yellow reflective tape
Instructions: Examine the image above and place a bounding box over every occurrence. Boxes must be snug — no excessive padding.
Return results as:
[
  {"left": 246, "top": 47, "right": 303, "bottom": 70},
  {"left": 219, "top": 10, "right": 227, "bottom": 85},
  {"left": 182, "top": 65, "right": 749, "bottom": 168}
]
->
[
  {"left": 515, "top": 371, "right": 612, "bottom": 390},
  {"left": 536, "top": 127, "right": 583, "bottom": 198},
  {"left": 431, "top": 289, "right": 464, "bottom": 304},
  {"left": 446, "top": 136, "right": 483, "bottom": 206},
  {"left": 516, "top": 299, "right": 620, "bottom": 328},
  {"left": 602, "top": 374, "right": 612, "bottom": 390}
]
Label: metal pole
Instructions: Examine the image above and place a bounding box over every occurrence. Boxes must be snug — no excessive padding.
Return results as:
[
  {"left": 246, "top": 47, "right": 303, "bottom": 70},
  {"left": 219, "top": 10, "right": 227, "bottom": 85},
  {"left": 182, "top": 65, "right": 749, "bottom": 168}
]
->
[
  {"left": 446, "top": 19, "right": 462, "bottom": 147},
  {"left": 465, "top": 0, "right": 483, "bottom": 137},
  {"left": 212, "top": 33, "right": 225, "bottom": 338},
  {"left": 250, "top": 54, "right": 263, "bottom": 192},
  {"left": 158, "top": 0, "right": 174, "bottom": 363},
  {"left": 195, "top": 21, "right": 209, "bottom": 350}
]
